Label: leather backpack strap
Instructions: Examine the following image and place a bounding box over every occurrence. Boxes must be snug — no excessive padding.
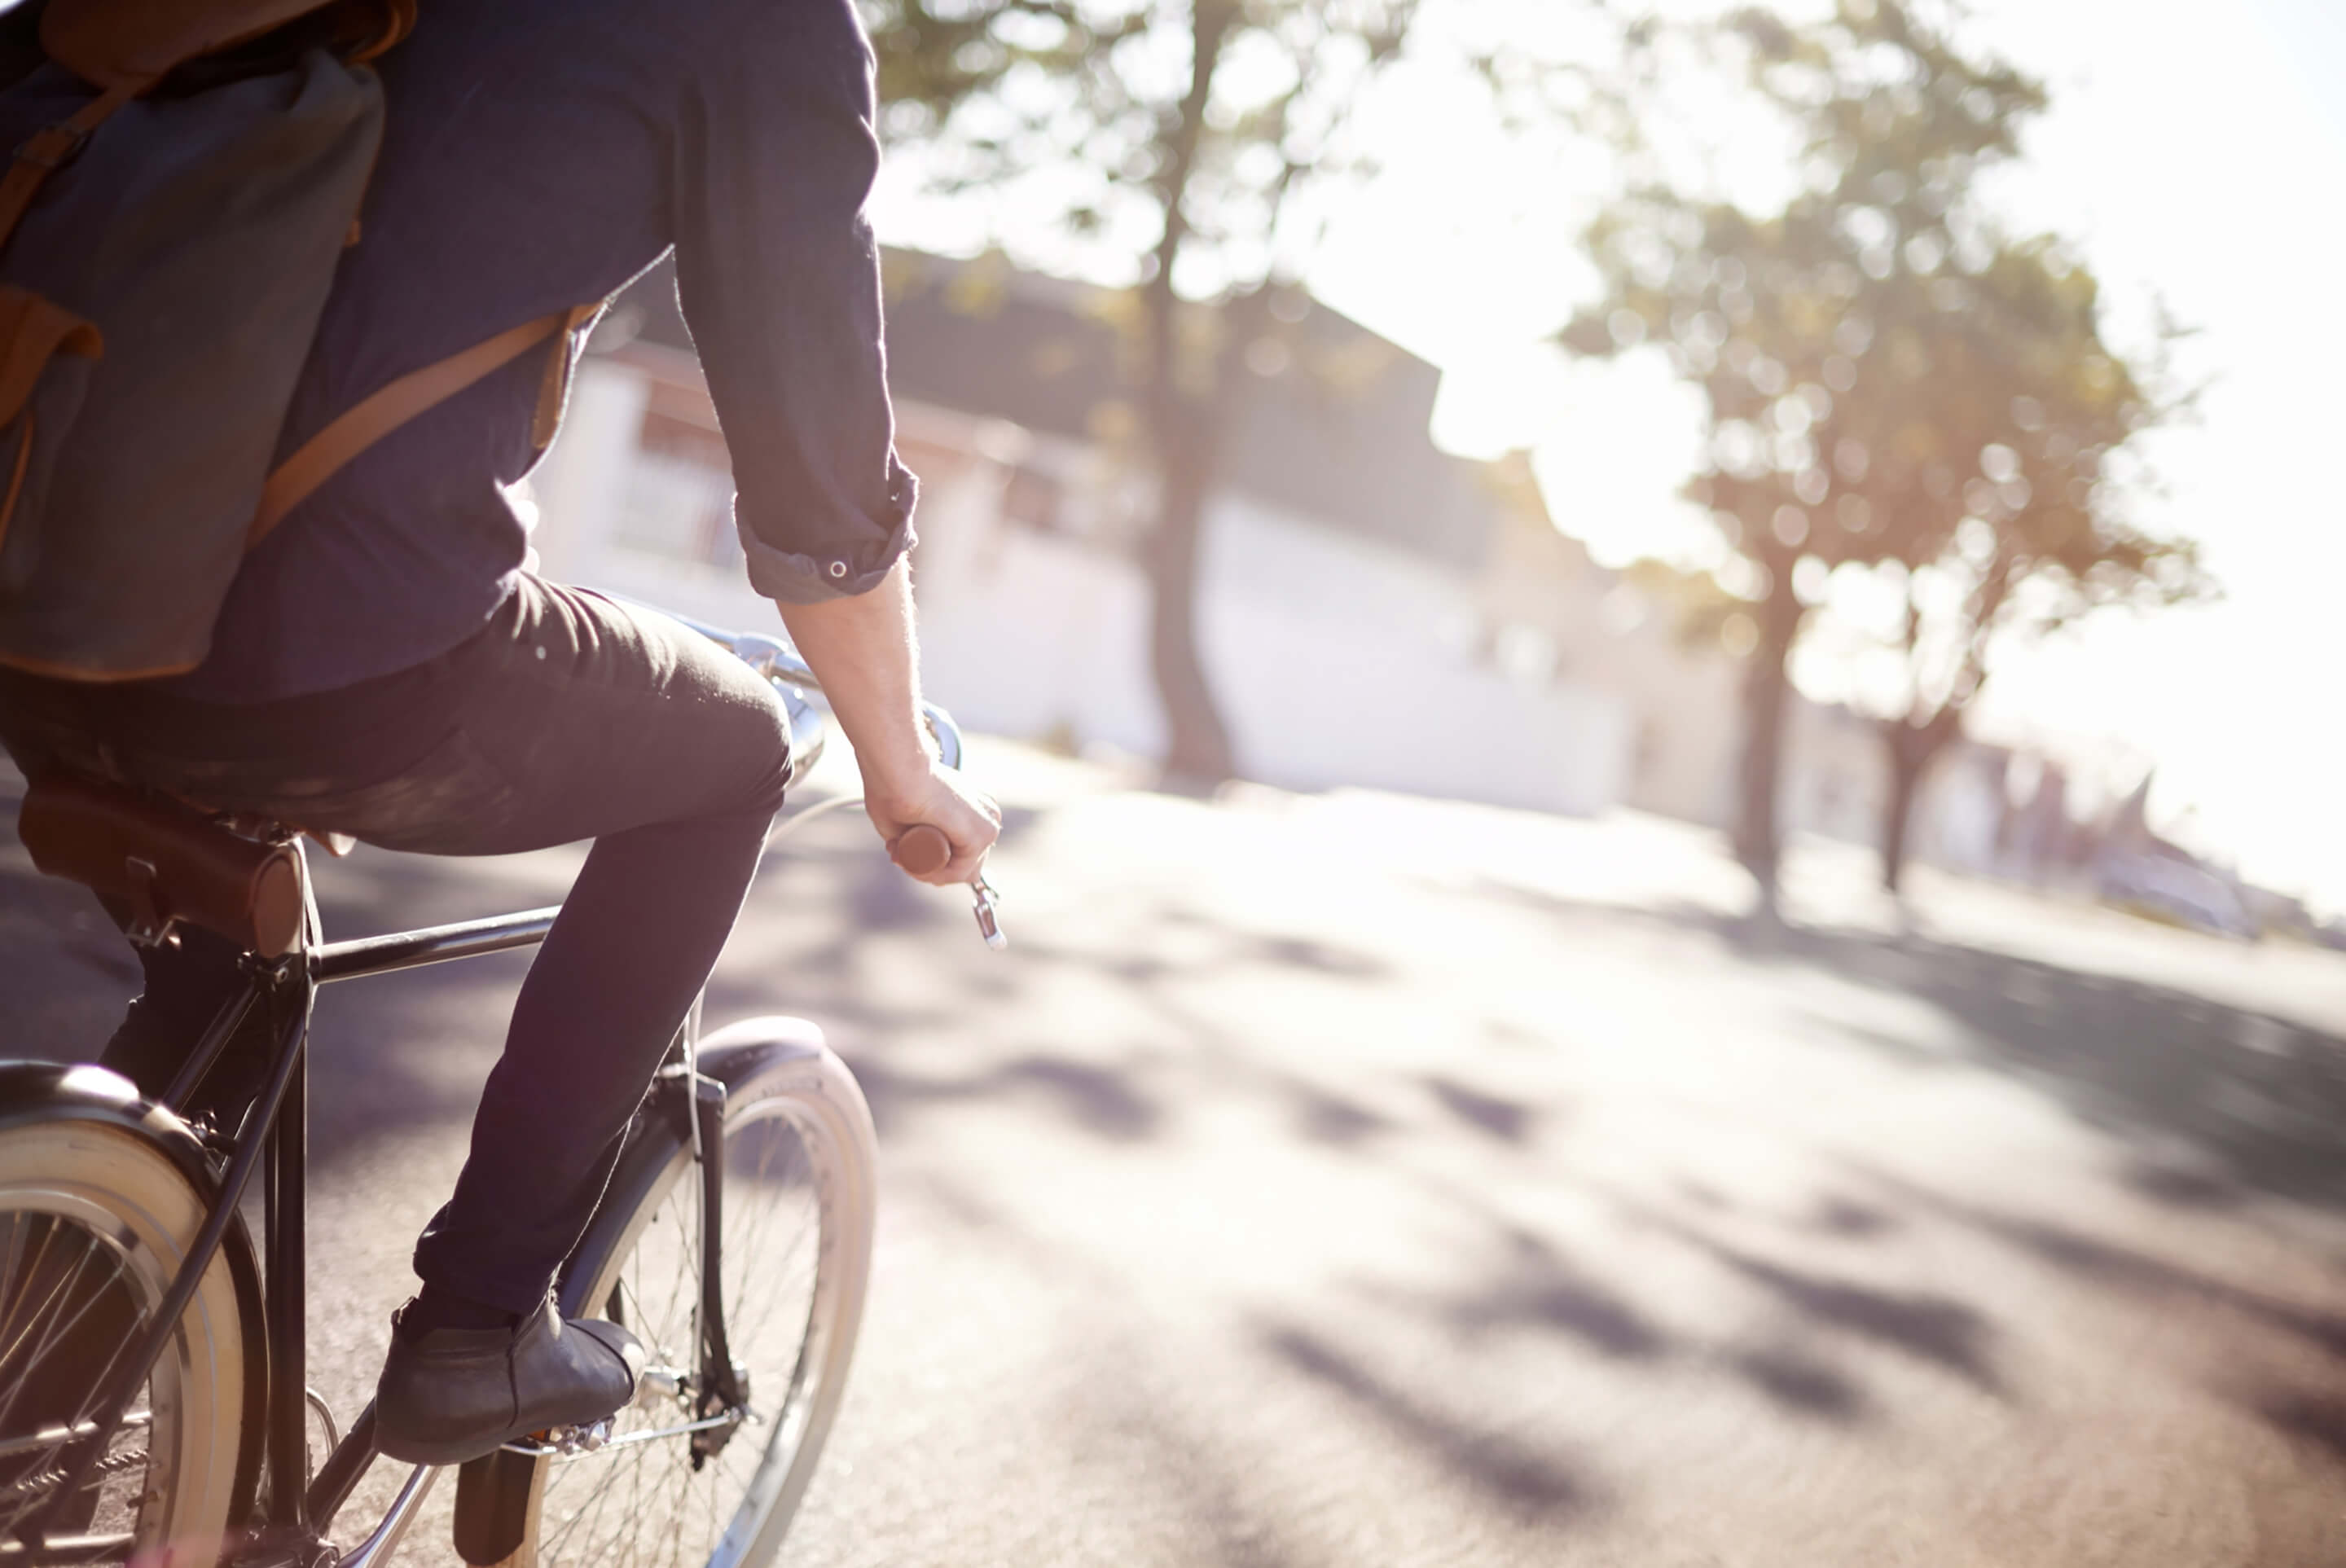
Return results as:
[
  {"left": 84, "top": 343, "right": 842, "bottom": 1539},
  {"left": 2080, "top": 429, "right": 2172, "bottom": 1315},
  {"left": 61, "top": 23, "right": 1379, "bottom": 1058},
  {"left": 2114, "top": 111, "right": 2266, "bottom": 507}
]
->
[
  {"left": 0, "top": 288, "right": 104, "bottom": 426},
  {"left": 0, "top": 80, "right": 139, "bottom": 253},
  {"left": 249, "top": 310, "right": 572, "bottom": 546},
  {"left": 530, "top": 301, "right": 604, "bottom": 448}
]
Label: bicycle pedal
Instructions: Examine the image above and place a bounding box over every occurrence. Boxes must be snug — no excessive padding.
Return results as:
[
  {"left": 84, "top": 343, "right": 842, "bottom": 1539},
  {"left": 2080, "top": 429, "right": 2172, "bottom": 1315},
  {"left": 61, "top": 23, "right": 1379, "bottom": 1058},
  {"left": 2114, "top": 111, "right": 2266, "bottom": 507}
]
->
[
  {"left": 501, "top": 1416, "right": 613, "bottom": 1457},
  {"left": 635, "top": 1364, "right": 688, "bottom": 1409}
]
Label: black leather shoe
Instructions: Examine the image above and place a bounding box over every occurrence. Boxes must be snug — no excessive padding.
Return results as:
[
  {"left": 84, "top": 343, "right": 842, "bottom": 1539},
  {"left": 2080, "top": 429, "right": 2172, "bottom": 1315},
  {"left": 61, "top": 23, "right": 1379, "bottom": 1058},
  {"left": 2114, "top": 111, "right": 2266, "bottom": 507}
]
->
[{"left": 375, "top": 1296, "right": 645, "bottom": 1465}]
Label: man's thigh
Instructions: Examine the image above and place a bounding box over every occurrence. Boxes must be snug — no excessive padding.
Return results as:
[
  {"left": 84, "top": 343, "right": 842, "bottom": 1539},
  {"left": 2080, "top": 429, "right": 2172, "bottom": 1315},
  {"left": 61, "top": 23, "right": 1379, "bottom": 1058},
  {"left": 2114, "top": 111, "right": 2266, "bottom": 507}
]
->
[
  {"left": 294, "top": 578, "right": 795, "bottom": 856},
  {"left": 0, "top": 578, "right": 793, "bottom": 859}
]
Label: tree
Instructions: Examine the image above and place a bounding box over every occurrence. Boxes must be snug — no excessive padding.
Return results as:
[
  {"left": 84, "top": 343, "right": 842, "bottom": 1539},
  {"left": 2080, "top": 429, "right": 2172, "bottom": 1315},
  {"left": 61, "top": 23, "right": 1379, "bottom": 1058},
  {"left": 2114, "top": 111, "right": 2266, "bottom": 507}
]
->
[
  {"left": 1556, "top": 0, "right": 2208, "bottom": 902},
  {"left": 1836, "top": 246, "right": 2209, "bottom": 892},
  {"left": 862, "top": 0, "right": 1427, "bottom": 780}
]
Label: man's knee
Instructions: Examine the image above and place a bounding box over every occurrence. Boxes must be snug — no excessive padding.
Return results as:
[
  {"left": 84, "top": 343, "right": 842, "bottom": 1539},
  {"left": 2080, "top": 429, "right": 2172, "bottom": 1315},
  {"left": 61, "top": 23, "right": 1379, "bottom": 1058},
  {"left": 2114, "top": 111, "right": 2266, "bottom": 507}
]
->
[{"left": 706, "top": 669, "right": 794, "bottom": 819}]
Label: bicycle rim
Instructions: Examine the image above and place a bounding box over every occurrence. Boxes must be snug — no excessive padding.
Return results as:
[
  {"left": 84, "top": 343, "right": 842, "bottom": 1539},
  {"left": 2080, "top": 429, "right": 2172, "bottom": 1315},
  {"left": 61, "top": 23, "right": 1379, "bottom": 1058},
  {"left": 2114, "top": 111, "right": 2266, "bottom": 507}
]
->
[
  {"left": 0, "top": 1119, "right": 250, "bottom": 1566},
  {"left": 500, "top": 1036, "right": 875, "bottom": 1568}
]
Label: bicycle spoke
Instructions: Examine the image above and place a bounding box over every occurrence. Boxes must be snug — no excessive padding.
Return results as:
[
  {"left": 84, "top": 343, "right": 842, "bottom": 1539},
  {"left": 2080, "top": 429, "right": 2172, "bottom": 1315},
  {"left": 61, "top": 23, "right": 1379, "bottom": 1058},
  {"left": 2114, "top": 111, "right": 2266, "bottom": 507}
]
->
[
  {"left": 0, "top": 1219, "right": 69, "bottom": 1379},
  {"left": 32, "top": 1252, "right": 137, "bottom": 1425},
  {"left": 733, "top": 1212, "right": 815, "bottom": 1354},
  {"left": 0, "top": 1234, "right": 130, "bottom": 1443},
  {"left": 723, "top": 1134, "right": 804, "bottom": 1330},
  {"left": 0, "top": 1216, "right": 33, "bottom": 1349},
  {"left": 617, "top": 1276, "right": 682, "bottom": 1375},
  {"left": 662, "top": 1454, "right": 688, "bottom": 1568},
  {"left": 0, "top": 1230, "right": 152, "bottom": 1547}
]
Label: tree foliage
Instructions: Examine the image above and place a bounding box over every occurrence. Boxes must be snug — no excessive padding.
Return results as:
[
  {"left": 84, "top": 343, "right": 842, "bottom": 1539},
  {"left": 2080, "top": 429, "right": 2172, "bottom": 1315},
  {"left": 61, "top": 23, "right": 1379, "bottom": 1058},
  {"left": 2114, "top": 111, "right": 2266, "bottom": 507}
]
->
[
  {"left": 1557, "top": 0, "right": 2211, "bottom": 897},
  {"left": 862, "top": 0, "right": 1427, "bottom": 779}
]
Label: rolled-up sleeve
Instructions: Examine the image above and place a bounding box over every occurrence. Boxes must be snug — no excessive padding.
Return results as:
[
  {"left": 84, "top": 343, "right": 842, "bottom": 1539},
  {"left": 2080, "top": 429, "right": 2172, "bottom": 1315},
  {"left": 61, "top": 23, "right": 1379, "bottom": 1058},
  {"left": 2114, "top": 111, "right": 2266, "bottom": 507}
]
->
[{"left": 668, "top": 0, "right": 916, "bottom": 603}]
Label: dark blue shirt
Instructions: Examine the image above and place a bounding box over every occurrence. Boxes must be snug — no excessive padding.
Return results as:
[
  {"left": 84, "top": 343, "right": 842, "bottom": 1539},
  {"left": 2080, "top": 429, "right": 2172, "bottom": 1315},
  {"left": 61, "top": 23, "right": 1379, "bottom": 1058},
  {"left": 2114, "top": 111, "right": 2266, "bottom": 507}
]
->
[{"left": 176, "top": 0, "right": 916, "bottom": 701}]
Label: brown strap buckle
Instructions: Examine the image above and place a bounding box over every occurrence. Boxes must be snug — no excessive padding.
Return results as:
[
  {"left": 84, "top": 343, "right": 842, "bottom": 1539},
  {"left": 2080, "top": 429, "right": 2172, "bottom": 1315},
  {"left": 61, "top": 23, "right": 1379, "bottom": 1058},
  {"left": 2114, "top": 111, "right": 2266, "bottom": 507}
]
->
[{"left": 12, "top": 121, "right": 93, "bottom": 173}]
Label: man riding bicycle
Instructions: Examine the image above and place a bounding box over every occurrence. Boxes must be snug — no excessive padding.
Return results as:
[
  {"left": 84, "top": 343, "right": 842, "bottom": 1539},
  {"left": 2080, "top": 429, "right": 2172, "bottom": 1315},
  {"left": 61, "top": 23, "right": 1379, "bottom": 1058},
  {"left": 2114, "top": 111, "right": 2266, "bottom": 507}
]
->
[{"left": 0, "top": 0, "right": 999, "bottom": 1465}]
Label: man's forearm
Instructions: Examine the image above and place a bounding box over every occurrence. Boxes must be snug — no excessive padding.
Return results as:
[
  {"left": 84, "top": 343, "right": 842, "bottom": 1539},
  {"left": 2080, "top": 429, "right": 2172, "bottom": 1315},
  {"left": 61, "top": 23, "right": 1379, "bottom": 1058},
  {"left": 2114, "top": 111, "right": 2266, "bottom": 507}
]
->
[{"left": 773, "top": 560, "right": 929, "bottom": 788}]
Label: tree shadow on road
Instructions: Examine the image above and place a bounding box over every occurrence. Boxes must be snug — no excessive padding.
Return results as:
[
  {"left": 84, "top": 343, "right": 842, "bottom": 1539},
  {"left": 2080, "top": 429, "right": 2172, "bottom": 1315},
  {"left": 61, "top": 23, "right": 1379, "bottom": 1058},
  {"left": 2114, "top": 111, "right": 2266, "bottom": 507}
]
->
[
  {"left": 1483, "top": 881, "right": 2346, "bottom": 1214},
  {"left": 851, "top": 1051, "right": 1166, "bottom": 1142},
  {"left": 1422, "top": 1074, "right": 1544, "bottom": 1144},
  {"left": 2253, "top": 1393, "right": 2346, "bottom": 1467},
  {"left": 1256, "top": 1319, "right": 1600, "bottom": 1519},
  {"left": 1838, "top": 1159, "right": 2346, "bottom": 1364},
  {"left": 1386, "top": 1223, "right": 1671, "bottom": 1364}
]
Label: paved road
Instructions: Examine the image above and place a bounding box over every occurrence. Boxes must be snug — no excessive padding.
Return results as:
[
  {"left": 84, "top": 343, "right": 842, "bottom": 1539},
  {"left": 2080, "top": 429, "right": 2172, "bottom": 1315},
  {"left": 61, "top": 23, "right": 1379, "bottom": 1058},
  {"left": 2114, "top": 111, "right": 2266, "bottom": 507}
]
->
[{"left": 7, "top": 742, "right": 2346, "bottom": 1566}]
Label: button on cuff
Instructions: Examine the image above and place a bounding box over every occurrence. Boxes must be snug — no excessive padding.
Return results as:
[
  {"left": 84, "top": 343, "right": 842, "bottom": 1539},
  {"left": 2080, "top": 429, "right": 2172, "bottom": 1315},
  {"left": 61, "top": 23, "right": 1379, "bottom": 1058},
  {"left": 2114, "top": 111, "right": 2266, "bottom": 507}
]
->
[{"left": 735, "top": 461, "right": 920, "bottom": 604}]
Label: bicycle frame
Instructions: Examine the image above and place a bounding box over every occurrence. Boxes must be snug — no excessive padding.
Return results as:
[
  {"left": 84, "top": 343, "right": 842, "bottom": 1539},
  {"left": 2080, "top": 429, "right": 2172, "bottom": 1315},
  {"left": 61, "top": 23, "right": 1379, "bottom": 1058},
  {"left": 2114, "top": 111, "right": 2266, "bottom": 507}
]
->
[
  {"left": 20, "top": 872, "right": 580, "bottom": 1566},
  {"left": 15, "top": 613, "right": 967, "bottom": 1565}
]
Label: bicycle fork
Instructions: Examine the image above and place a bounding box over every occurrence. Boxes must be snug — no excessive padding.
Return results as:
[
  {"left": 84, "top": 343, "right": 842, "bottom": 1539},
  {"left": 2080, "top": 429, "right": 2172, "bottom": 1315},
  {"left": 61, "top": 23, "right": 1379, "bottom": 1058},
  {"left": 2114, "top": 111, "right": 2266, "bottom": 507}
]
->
[{"left": 660, "top": 1002, "right": 749, "bottom": 1468}]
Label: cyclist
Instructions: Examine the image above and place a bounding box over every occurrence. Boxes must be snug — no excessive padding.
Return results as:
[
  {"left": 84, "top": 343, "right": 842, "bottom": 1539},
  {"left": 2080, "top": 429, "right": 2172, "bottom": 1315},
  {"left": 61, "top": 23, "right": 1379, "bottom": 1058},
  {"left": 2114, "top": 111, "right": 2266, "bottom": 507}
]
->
[{"left": 0, "top": 0, "right": 999, "bottom": 1465}]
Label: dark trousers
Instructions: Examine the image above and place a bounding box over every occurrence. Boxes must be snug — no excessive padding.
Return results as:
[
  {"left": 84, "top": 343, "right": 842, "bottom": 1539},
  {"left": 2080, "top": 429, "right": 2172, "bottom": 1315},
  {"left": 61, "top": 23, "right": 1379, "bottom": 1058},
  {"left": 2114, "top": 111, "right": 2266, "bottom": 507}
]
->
[{"left": 0, "top": 577, "right": 792, "bottom": 1312}]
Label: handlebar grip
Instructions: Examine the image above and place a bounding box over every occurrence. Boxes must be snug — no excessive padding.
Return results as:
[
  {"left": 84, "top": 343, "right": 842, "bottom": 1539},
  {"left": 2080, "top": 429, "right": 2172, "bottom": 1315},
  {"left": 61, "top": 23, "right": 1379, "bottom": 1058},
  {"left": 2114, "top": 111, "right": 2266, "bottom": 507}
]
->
[{"left": 888, "top": 823, "right": 953, "bottom": 878}]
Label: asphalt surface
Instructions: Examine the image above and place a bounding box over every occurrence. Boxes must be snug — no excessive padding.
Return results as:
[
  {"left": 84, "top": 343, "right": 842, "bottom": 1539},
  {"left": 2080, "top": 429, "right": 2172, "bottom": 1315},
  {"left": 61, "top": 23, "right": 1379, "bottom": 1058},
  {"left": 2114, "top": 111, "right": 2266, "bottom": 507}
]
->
[{"left": 6, "top": 740, "right": 2346, "bottom": 1566}]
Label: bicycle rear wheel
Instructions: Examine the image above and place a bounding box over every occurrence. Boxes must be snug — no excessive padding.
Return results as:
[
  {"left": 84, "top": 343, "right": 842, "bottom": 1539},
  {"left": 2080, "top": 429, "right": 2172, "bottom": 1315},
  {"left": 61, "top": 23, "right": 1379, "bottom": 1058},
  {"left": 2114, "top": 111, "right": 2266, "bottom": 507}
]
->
[
  {"left": 0, "top": 1077, "right": 261, "bottom": 1566},
  {"left": 456, "top": 1020, "right": 876, "bottom": 1568}
]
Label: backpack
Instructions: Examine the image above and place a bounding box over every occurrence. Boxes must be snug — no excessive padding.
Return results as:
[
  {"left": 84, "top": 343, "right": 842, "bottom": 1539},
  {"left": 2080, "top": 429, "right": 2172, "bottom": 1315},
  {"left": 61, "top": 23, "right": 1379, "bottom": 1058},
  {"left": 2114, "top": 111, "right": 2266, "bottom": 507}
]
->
[{"left": 0, "top": 0, "right": 598, "bottom": 682}]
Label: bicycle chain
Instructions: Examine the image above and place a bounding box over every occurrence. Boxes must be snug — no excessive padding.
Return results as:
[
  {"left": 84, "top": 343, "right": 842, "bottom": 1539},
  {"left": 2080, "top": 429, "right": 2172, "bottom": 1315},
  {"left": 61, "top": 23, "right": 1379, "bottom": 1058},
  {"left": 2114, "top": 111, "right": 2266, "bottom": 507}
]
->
[{"left": 3, "top": 1446, "right": 149, "bottom": 1504}]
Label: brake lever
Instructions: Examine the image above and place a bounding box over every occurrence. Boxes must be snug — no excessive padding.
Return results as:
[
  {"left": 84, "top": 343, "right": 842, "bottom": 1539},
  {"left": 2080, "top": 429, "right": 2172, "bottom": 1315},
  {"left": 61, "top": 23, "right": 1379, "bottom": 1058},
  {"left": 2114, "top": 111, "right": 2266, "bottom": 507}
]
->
[
  {"left": 890, "top": 824, "right": 1008, "bottom": 951},
  {"left": 970, "top": 874, "right": 1007, "bottom": 951}
]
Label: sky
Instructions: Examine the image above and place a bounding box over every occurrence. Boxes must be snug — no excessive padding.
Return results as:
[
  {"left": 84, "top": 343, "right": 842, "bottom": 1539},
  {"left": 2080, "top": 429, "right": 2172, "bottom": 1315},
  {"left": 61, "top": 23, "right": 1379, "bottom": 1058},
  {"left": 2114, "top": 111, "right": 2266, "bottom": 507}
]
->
[{"left": 1287, "top": 0, "right": 2346, "bottom": 916}]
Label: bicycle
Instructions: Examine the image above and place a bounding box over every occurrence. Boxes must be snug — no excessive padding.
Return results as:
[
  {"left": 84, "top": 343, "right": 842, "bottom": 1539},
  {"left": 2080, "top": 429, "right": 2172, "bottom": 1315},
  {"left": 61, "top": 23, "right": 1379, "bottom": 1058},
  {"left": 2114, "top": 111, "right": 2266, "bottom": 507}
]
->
[{"left": 0, "top": 605, "right": 993, "bottom": 1568}]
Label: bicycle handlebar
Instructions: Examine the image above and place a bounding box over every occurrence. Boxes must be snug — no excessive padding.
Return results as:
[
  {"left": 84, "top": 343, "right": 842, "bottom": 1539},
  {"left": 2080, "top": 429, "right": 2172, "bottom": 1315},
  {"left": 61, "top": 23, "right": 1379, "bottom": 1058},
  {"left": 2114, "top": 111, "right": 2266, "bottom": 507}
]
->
[
  {"left": 888, "top": 823, "right": 953, "bottom": 877},
  {"left": 611, "top": 592, "right": 1003, "bottom": 947},
  {"left": 606, "top": 595, "right": 966, "bottom": 780}
]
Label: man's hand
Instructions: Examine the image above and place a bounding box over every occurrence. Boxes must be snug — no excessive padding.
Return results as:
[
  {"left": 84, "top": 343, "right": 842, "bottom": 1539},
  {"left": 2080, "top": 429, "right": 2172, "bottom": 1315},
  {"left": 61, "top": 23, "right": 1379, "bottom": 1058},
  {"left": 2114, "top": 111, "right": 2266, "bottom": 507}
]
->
[
  {"left": 772, "top": 560, "right": 999, "bottom": 887},
  {"left": 863, "top": 757, "right": 1001, "bottom": 887}
]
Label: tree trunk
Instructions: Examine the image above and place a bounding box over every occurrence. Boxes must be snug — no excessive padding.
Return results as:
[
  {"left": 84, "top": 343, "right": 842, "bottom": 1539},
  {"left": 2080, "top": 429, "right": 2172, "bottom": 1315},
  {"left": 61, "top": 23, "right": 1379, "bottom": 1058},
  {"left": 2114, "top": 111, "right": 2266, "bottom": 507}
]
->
[
  {"left": 1733, "top": 558, "right": 1804, "bottom": 907},
  {"left": 1878, "top": 715, "right": 1956, "bottom": 896},
  {"left": 1144, "top": 417, "right": 1236, "bottom": 783},
  {"left": 1879, "top": 736, "right": 1923, "bottom": 896},
  {"left": 1128, "top": 0, "right": 1239, "bottom": 787}
]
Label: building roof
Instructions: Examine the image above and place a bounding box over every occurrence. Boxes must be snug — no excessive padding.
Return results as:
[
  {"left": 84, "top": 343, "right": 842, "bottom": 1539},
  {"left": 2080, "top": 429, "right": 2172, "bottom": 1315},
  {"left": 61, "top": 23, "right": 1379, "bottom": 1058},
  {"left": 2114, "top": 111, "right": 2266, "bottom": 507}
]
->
[{"left": 593, "top": 249, "right": 1516, "bottom": 573}]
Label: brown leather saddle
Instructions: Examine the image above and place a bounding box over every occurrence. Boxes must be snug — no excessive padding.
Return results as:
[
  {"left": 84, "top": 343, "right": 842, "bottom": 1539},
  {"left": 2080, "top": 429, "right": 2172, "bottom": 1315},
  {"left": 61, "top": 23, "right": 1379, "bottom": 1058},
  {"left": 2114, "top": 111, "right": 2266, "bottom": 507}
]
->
[{"left": 17, "top": 772, "right": 311, "bottom": 957}]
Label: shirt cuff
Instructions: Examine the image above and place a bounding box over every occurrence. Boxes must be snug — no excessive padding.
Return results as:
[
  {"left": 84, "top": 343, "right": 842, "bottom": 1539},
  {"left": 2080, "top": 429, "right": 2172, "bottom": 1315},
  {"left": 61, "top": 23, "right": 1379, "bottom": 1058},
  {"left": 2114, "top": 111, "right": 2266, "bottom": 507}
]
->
[{"left": 736, "top": 459, "right": 919, "bottom": 604}]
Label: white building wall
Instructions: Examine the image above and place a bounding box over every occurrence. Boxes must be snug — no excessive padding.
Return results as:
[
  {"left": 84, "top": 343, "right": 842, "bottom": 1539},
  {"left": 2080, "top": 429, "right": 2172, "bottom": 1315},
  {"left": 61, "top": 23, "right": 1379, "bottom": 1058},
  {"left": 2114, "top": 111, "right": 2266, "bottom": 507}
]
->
[
  {"left": 920, "top": 483, "right": 1631, "bottom": 815},
  {"left": 1197, "top": 498, "right": 1628, "bottom": 814},
  {"left": 525, "top": 362, "right": 646, "bottom": 585},
  {"left": 529, "top": 368, "right": 1634, "bottom": 817},
  {"left": 912, "top": 503, "right": 1165, "bottom": 758}
]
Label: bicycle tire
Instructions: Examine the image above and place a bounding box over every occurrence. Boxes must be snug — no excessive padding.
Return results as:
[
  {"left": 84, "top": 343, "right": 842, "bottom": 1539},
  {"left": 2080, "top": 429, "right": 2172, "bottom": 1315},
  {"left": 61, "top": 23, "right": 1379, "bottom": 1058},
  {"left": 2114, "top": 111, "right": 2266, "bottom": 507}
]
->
[
  {"left": 0, "top": 1069, "right": 264, "bottom": 1564},
  {"left": 455, "top": 1017, "right": 877, "bottom": 1568}
]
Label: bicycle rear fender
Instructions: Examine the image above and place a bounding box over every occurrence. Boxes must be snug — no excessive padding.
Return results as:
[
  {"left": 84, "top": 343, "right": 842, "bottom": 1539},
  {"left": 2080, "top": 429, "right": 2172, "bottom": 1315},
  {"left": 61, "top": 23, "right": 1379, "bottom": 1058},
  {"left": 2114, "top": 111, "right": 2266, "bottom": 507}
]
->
[{"left": 0, "top": 1059, "right": 227, "bottom": 1202}]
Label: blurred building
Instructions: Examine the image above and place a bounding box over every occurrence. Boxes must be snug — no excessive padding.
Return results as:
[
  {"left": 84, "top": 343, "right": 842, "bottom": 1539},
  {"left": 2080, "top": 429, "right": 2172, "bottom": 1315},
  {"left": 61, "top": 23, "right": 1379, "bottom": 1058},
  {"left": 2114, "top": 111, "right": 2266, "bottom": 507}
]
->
[
  {"left": 524, "top": 249, "right": 2036, "bottom": 880},
  {"left": 529, "top": 252, "right": 1630, "bottom": 815},
  {"left": 1476, "top": 516, "right": 1738, "bottom": 825}
]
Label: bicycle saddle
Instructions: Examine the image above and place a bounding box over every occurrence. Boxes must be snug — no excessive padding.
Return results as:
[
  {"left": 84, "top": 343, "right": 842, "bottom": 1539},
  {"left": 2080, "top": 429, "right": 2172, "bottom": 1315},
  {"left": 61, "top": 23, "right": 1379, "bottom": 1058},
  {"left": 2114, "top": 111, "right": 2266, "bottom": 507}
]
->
[{"left": 17, "top": 771, "right": 307, "bottom": 955}]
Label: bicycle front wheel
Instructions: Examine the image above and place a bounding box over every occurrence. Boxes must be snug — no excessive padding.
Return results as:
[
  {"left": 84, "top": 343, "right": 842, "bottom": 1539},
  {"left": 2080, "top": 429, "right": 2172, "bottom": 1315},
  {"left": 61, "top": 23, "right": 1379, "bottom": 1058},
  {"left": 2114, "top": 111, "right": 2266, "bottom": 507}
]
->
[{"left": 457, "top": 1019, "right": 876, "bottom": 1568}]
